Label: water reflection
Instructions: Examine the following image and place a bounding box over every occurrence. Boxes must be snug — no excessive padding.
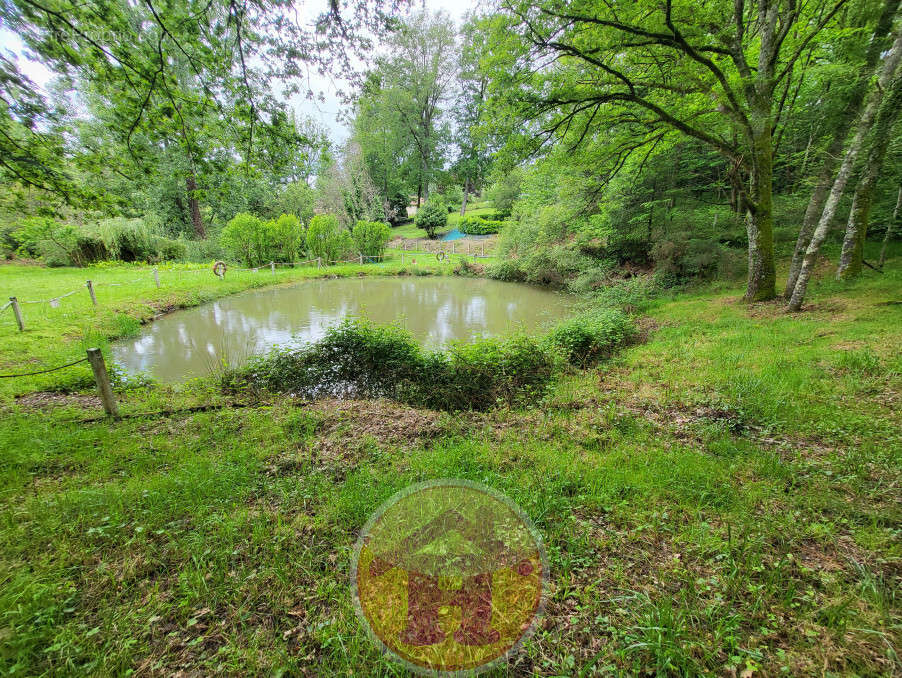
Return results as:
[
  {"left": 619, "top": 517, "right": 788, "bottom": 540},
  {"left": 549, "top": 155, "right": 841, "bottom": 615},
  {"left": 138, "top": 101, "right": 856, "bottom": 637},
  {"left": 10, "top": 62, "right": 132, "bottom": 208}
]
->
[{"left": 113, "top": 277, "right": 574, "bottom": 382}]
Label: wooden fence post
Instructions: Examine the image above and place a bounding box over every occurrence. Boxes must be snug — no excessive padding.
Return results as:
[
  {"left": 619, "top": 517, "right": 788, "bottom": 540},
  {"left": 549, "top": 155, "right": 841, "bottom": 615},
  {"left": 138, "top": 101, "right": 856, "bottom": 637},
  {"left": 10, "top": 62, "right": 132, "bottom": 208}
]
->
[
  {"left": 86, "top": 280, "right": 97, "bottom": 306},
  {"left": 86, "top": 348, "right": 119, "bottom": 419},
  {"left": 153, "top": 268, "right": 160, "bottom": 289},
  {"left": 9, "top": 297, "right": 24, "bottom": 332}
]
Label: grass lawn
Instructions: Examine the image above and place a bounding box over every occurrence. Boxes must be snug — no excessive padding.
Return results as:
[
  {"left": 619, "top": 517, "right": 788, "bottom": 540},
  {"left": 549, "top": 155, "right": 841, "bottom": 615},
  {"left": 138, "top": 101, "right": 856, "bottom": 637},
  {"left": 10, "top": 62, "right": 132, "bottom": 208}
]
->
[
  {"left": 389, "top": 205, "right": 499, "bottom": 240},
  {"left": 0, "top": 257, "right": 899, "bottom": 675}
]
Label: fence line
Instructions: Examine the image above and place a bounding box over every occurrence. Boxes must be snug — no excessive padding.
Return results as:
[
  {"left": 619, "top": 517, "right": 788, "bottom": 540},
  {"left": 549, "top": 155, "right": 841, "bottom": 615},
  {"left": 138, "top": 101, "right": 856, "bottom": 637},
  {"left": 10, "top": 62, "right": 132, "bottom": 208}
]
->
[
  {"left": 3, "top": 246, "right": 482, "bottom": 322},
  {"left": 0, "top": 357, "right": 88, "bottom": 379}
]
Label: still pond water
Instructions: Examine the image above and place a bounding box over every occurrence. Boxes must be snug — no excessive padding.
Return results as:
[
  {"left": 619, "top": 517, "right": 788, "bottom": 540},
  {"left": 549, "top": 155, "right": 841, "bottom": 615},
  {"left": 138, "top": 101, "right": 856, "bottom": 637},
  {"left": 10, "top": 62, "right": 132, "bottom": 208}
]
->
[{"left": 113, "top": 277, "right": 574, "bottom": 382}]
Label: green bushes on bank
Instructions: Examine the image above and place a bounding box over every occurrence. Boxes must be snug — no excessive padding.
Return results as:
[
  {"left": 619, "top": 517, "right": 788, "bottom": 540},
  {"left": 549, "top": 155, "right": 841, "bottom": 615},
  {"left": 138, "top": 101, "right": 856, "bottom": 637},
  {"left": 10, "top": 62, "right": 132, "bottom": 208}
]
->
[
  {"left": 10, "top": 217, "right": 185, "bottom": 266},
  {"left": 546, "top": 308, "right": 635, "bottom": 367},
  {"left": 224, "top": 311, "right": 636, "bottom": 411},
  {"left": 306, "top": 214, "right": 354, "bottom": 263},
  {"left": 459, "top": 215, "right": 503, "bottom": 235},
  {"left": 220, "top": 212, "right": 305, "bottom": 267},
  {"left": 352, "top": 220, "right": 392, "bottom": 258}
]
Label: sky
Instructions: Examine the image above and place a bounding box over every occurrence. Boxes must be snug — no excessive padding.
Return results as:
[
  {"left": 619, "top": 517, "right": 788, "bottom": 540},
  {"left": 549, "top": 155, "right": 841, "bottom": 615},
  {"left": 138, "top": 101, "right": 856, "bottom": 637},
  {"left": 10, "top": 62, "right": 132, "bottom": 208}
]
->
[{"left": 0, "top": 0, "right": 478, "bottom": 144}]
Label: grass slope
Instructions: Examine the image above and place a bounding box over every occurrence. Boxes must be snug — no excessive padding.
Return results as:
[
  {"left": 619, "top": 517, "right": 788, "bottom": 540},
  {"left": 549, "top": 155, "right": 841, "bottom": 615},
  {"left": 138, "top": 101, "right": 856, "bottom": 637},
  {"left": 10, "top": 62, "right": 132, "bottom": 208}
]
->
[{"left": 0, "top": 261, "right": 899, "bottom": 676}]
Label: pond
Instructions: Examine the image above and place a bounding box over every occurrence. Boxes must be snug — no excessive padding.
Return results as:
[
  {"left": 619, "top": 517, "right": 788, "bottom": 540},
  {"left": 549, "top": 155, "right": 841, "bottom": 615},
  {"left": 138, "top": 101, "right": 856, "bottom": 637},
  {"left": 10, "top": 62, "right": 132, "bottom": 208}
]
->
[
  {"left": 113, "top": 277, "right": 575, "bottom": 383},
  {"left": 440, "top": 228, "right": 491, "bottom": 241}
]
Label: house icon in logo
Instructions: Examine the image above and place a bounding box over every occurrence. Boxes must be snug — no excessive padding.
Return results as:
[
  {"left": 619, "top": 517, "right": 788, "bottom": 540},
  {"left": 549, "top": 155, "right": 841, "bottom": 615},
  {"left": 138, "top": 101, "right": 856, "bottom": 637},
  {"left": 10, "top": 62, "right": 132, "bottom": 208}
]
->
[
  {"left": 368, "top": 507, "right": 537, "bottom": 647},
  {"left": 352, "top": 480, "right": 546, "bottom": 674}
]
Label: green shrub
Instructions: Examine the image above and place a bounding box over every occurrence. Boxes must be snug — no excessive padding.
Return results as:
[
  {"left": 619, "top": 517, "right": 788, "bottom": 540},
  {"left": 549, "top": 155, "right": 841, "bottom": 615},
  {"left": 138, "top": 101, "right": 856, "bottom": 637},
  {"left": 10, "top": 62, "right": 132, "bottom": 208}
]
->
[
  {"left": 96, "top": 218, "right": 182, "bottom": 263},
  {"left": 352, "top": 220, "right": 391, "bottom": 258},
  {"left": 459, "top": 215, "right": 503, "bottom": 235},
  {"left": 221, "top": 212, "right": 265, "bottom": 266},
  {"left": 306, "top": 214, "right": 354, "bottom": 263},
  {"left": 225, "top": 319, "right": 559, "bottom": 411},
  {"left": 546, "top": 309, "right": 635, "bottom": 367},
  {"left": 220, "top": 212, "right": 304, "bottom": 267},
  {"left": 415, "top": 198, "right": 448, "bottom": 238},
  {"left": 267, "top": 213, "right": 305, "bottom": 263},
  {"left": 386, "top": 192, "right": 410, "bottom": 224},
  {"left": 12, "top": 217, "right": 183, "bottom": 266},
  {"left": 651, "top": 236, "right": 732, "bottom": 282}
]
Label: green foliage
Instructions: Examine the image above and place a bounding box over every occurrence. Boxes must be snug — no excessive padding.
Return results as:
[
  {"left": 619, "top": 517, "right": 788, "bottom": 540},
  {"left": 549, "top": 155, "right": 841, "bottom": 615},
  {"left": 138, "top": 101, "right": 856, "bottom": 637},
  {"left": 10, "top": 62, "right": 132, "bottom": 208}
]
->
[
  {"left": 386, "top": 192, "right": 410, "bottom": 224},
  {"left": 459, "top": 215, "right": 503, "bottom": 235},
  {"left": 227, "top": 318, "right": 559, "bottom": 411},
  {"left": 414, "top": 198, "right": 448, "bottom": 238},
  {"left": 352, "top": 220, "right": 391, "bottom": 258},
  {"left": 220, "top": 213, "right": 264, "bottom": 267},
  {"left": 12, "top": 216, "right": 183, "bottom": 266},
  {"left": 95, "top": 218, "right": 186, "bottom": 263},
  {"left": 487, "top": 169, "right": 523, "bottom": 216},
  {"left": 306, "top": 214, "right": 354, "bottom": 263},
  {"left": 274, "top": 182, "right": 316, "bottom": 226},
  {"left": 269, "top": 214, "right": 305, "bottom": 264},
  {"left": 546, "top": 309, "right": 635, "bottom": 366},
  {"left": 220, "top": 212, "right": 305, "bottom": 267},
  {"left": 651, "top": 235, "right": 741, "bottom": 284}
]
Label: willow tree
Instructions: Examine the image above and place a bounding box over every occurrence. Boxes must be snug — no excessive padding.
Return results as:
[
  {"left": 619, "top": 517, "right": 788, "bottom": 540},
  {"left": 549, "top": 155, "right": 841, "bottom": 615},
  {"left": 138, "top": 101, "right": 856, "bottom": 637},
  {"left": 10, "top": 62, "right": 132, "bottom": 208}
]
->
[{"left": 488, "top": 0, "right": 848, "bottom": 301}]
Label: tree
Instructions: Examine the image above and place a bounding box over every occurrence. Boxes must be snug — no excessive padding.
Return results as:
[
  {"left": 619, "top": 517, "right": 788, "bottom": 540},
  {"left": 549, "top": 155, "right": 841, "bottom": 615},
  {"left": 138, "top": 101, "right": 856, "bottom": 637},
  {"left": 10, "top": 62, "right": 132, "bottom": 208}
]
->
[
  {"left": 352, "top": 71, "right": 412, "bottom": 217},
  {"left": 378, "top": 10, "right": 457, "bottom": 205},
  {"left": 836, "top": 63, "right": 902, "bottom": 277},
  {"left": 486, "top": 0, "right": 849, "bottom": 301},
  {"left": 787, "top": 28, "right": 902, "bottom": 311},
  {"left": 1, "top": 0, "right": 397, "bottom": 229},
  {"left": 316, "top": 141, "right": 384, "bottom": 229},
  {"left": 453, "top": 13, "right": 494, "bottom": 216},
  {"left": 415, "top": 197, "right": 448, "bottom": 238},
  {"left": 784, "top": 0, "right": 902, "bottom": 295},
  {"left": 352, "top": 220, "right": 392, "bottom": 257},
  {"left": 306, "top": 214, "right": 354, "bottom": 263}
]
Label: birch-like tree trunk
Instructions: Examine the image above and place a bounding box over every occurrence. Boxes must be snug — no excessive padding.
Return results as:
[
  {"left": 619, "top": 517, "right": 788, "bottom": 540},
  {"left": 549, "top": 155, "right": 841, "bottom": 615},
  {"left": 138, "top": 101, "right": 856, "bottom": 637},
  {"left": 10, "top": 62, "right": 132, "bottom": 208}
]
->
[
  {"left": 878, "top": 185, "right": 902, "bottom": 268},
  {"left": 784, "top": 0, "right": 901, "bottom": 296},
  {"left": 788, "top": 30, "right": 902, "bottom": 311},
  {"left": 836, "top": 73, "right": 902, "bottom": 278},
  {"left": 460, "top": 179, "right": 469, "bottom": 216}
]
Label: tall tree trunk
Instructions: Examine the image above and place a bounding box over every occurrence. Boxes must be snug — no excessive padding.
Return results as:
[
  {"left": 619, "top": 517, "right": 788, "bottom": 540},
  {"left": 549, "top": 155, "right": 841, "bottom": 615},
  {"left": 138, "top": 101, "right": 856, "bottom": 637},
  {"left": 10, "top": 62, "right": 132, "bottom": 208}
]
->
[
  {"left": 186, "top": 174, "right": 205, "bottom": 239},
  {"left": 784, "top": 0, "right": 901, "bottom": 296},
  {"left": 744, "top": 104, "right": 777, "bottom": 302},
  {"left": 836, "top": 72, "right": 902, "bottom": 278},
  {"left": 878, "top": 184, "right": 902, "bottom": 267},
  {"left": 417, "top": 182, "right": 422, "bottom": 208},
  {"left": 788, "top": 31, "right": 902, "bottom": 311},
  {"left": 460, "top": 178, "right": 469, "bottom": 216}
]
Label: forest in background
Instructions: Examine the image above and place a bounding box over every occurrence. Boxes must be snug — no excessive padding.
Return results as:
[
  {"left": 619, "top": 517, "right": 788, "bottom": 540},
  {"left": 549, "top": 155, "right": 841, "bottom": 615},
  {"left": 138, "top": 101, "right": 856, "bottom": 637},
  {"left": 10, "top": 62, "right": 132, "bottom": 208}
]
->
[{"left": 1, "top": 0, "right": 901, "bottom": 312}]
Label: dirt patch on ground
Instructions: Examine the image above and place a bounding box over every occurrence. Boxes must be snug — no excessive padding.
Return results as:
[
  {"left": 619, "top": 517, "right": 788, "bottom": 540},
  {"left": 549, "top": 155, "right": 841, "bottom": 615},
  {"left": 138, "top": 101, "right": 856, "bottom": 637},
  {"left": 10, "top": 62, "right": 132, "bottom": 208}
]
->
[
  {"left": 308, "top": 398, "right": 448, "bottom": 447},
  {"left": 13, "top": 391, "right": 102, "bottom": 410}
]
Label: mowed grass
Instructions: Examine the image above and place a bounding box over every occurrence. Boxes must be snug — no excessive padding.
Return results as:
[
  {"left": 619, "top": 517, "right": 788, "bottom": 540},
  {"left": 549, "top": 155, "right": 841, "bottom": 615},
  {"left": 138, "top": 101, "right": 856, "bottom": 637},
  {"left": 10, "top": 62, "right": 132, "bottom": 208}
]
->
[{"left": 0, "top": 259, "right": 899, "bottom": 675}]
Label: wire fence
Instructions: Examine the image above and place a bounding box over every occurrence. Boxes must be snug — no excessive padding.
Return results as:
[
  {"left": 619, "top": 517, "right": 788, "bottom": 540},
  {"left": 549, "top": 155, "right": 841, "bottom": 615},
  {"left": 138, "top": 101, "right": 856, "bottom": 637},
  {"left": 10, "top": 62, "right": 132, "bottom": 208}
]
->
[{"left": 0, "top": 357, "right": 88, "bottom": 379}]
